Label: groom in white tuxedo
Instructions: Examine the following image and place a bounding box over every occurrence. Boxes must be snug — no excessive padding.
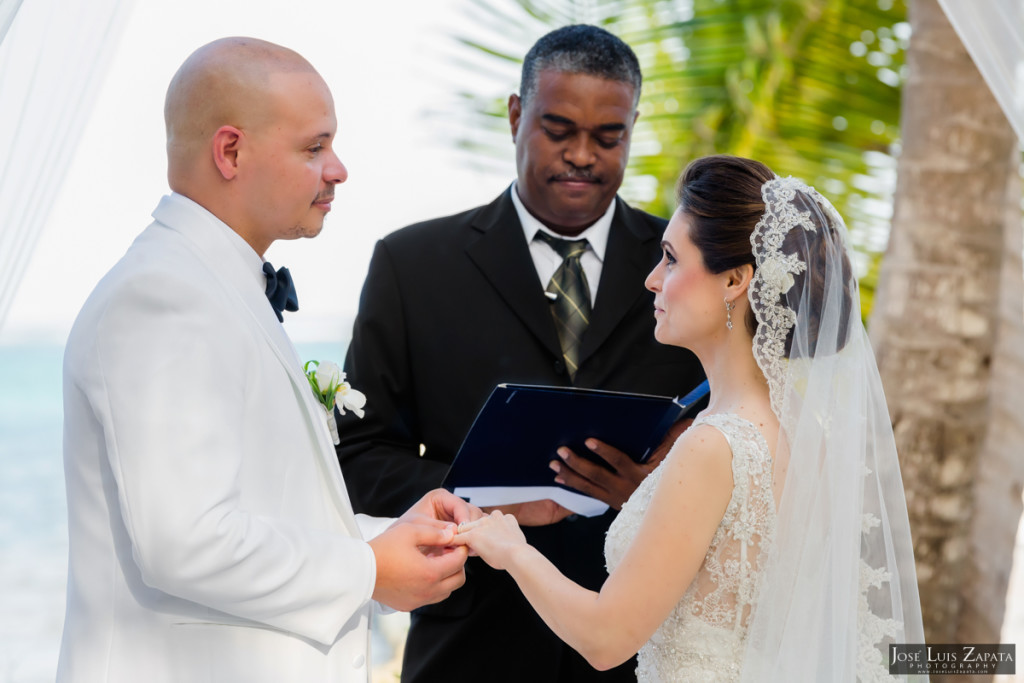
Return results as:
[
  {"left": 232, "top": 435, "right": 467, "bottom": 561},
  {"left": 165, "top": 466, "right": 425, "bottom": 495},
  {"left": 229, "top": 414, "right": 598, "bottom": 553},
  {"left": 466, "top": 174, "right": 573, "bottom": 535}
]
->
[{"left": 57, "top": 37, "right": 473, "bottom": 683}]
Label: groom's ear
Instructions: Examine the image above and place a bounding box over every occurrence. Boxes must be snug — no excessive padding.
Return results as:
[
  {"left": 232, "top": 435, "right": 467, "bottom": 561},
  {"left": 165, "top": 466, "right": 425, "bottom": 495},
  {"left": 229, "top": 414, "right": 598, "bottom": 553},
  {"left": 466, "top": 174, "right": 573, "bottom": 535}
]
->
[{"left": 211, "top": 125, "right": 243, "bottom": 180}]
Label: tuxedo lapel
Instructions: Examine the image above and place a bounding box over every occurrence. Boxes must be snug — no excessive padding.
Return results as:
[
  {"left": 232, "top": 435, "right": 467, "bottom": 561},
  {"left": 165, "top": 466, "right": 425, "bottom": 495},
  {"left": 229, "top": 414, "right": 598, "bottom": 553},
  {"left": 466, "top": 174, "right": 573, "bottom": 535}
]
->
[
  {"left": 465, "top": 191, "right": 562, "bottom": 359},
  {"left": 152, "top": 196, "right": 363, "bottom": 539},
  {"left": 578, "top": 201, "right": 662, "bottom": 365}
]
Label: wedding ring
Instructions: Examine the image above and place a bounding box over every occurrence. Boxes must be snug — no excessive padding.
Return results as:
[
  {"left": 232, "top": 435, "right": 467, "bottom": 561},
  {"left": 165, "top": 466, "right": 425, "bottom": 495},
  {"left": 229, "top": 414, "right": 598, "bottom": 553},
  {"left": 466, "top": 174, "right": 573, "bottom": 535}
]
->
[{"left": 456, "top": 519, "right": 483, "bottom": 534}]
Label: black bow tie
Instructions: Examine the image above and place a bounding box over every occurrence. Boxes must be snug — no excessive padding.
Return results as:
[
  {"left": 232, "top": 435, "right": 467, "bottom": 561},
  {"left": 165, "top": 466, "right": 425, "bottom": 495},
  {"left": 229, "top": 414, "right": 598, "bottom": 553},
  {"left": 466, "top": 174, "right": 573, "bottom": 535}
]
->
[{"left": 262, "top": 262, "right": 299, "bottom": 322}]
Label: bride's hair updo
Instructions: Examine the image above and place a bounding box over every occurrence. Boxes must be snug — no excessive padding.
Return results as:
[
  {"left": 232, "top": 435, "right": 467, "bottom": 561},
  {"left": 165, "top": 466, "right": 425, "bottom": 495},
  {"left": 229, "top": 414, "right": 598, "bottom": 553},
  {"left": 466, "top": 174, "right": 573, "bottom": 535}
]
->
[
  {"left": 677, "top": 154, "right": 854, "bottom": 356},
  {"left": 675, "top": 155, "right": 774, "bottom": 337}
]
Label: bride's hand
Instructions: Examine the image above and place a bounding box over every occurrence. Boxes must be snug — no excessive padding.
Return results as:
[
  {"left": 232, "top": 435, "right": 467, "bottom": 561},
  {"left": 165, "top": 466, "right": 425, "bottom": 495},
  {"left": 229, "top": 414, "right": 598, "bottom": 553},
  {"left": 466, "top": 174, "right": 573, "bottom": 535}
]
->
[{"left": 449, "top": 510, "right": 527, "bottom": 571}]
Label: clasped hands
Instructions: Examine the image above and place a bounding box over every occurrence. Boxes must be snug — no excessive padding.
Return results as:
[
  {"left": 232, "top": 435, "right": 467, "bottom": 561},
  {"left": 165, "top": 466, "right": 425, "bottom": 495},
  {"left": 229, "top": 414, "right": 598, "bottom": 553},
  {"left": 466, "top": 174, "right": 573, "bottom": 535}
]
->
[
  {"left": 368, "top": 420, "right": 691, "bottom": 610},
  {"left": 368, "top": 488, "right": 484, "bottom": 612}
]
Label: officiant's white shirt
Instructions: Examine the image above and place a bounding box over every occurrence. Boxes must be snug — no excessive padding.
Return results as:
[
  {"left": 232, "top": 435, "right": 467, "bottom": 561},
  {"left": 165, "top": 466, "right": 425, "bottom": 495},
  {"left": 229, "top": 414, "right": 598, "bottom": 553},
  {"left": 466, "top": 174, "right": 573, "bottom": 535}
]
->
[
  {"left": 512, "top": 180, "right": 614, "bottom": 306},
  {"left": 58, "top": 193, "right": 392, "bottom": 683}
]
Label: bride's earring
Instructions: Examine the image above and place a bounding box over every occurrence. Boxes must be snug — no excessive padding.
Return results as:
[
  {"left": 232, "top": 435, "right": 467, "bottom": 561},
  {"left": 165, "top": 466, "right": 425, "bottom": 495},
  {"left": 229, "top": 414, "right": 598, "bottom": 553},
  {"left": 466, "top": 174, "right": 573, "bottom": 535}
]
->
[{"left": 725, "top": 298, "right": 735, "bottom": 330}]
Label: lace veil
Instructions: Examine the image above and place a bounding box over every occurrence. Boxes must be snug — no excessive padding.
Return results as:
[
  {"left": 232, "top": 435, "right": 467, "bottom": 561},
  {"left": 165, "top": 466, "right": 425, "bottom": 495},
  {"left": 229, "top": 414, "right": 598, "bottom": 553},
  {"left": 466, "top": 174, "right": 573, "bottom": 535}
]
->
[{"left": 739, "top": 177, "right": 927, "bottom": 682}]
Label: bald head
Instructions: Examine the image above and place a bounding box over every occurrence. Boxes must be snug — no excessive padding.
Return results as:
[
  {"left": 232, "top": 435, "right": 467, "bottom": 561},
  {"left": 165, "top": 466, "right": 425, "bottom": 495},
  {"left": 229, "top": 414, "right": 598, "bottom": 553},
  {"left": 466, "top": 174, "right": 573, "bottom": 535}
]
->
[
  {"left": 164, "top": 37, "right": 320, "bottom": 187},
  {"left": 160, "top": 37, "right": 345, "bottom": 256}
]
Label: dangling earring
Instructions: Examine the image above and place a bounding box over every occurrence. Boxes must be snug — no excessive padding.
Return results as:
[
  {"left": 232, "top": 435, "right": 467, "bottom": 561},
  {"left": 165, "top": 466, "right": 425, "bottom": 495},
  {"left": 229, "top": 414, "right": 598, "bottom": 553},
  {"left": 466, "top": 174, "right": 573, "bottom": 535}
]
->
[{"left": 725, "top": 298, "right": 735, "bottom": 330}]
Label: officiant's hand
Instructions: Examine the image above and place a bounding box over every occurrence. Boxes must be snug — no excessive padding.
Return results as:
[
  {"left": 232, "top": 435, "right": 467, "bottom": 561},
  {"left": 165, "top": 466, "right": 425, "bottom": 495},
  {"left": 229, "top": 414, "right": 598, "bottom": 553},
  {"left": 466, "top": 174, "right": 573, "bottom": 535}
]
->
[
  {"left": 549, "top": 419, "right": 693, "bottom": 510},
  {"left": 481, "top": 500, "right": 573, "bottom": 527}
]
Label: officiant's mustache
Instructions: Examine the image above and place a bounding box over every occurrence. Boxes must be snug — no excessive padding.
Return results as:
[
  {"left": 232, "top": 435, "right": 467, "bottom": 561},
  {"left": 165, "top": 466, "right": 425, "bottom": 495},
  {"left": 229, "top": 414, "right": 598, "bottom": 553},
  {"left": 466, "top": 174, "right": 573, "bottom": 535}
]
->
[
  {"left": 313, "top": 190, "right": 335, "bottom": 204},
  {"left": 552, "top": 169, "right": 599, "bottom": 183}
]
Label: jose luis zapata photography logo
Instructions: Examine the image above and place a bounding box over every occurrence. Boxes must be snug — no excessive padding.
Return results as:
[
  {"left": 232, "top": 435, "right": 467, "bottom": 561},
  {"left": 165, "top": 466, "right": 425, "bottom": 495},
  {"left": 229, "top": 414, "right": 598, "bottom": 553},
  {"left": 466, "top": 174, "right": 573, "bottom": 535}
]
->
[{"left": 889, "top": 644, "right": 1015, "bottom": 676}]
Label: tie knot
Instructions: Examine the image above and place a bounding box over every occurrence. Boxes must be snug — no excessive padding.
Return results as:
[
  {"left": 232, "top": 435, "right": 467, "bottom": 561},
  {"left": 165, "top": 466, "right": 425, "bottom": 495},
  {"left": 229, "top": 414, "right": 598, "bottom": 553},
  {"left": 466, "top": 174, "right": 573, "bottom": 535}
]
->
[{"left": 535, "top": 231, "right": 588, "bottom": 261}]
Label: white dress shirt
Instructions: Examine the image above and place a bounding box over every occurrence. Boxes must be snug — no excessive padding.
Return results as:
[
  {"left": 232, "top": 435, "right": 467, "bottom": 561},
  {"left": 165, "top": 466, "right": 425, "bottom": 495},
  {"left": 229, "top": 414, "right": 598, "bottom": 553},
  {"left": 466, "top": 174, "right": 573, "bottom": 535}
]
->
[{"left": 511, "top": 182, "right": 615, "bottom": 306}]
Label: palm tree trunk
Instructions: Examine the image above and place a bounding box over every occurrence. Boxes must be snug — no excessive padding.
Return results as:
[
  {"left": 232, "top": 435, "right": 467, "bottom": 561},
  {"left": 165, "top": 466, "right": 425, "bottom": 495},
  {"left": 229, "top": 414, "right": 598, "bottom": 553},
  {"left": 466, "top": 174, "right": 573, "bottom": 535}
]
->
[
  {"left": 961, "top": 166, "right": 1024, "bottom": 647},
  {"left": 868, "top": 0, "right": 1021, "bottom": 668}
]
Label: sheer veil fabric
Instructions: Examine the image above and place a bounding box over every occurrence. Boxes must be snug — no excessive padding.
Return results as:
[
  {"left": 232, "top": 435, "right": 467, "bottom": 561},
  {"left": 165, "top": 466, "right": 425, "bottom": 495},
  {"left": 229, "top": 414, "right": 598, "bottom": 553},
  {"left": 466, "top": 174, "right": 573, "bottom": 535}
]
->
[
  {"left": 938, "top": 0, "right": 1024, "bottom": 145},
  {"left": 739, "top": 177, "right": 928, "bottom": 682}
]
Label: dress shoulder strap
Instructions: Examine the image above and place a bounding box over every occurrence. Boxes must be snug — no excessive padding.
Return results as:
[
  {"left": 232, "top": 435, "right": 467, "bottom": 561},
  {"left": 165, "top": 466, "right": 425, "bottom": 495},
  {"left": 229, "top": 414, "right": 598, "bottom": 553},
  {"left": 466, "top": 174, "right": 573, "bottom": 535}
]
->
[{"left": 692, "top": 413, "right": 773, "bottom": 472}]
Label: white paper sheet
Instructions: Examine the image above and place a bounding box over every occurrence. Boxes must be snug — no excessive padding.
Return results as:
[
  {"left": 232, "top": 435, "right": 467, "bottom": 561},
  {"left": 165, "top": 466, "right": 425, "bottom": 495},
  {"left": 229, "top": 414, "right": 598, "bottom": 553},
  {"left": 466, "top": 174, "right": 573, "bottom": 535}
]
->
[{"left": 453, "top": 486, "right": 610, "bottom": 517}]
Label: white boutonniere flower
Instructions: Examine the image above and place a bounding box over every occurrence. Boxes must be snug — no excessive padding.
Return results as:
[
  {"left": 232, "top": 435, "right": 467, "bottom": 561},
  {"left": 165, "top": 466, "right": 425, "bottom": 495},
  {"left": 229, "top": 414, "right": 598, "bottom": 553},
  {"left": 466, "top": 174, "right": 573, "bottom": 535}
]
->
[{"left": 304, "top": 360, "right": 366, "bottom": 444}]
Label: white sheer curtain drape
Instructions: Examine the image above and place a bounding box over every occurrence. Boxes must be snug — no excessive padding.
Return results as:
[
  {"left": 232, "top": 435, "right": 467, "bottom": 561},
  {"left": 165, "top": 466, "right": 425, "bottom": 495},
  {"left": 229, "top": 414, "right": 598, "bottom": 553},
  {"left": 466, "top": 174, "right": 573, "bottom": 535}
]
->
[
  {"left": 938, "top": 0, "right": 1024, "bottom": 145},
  {"left": 0, "top": 0, "right": 135, "bottom": 332},
  {"left": 0, "top": 0, "right": 25, "bottom": 44}
]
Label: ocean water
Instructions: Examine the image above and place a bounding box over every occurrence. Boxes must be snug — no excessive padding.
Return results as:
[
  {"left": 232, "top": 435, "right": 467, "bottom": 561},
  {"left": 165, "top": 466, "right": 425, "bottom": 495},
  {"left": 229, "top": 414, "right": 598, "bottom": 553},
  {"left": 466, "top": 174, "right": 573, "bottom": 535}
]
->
[
  {"left": 0, "top": 343, "right": 65, "bottom": 682},
  {"left": 0, "top": 340, "right": 412, "bottom": 682}
]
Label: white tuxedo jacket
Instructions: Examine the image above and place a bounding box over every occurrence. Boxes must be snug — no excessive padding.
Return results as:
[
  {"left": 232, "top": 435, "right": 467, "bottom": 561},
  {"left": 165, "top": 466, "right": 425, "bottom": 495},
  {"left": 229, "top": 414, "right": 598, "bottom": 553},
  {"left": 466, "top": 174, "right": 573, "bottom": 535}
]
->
[{"left": 57, "top": 194, "right": 393, "bottom": 682}]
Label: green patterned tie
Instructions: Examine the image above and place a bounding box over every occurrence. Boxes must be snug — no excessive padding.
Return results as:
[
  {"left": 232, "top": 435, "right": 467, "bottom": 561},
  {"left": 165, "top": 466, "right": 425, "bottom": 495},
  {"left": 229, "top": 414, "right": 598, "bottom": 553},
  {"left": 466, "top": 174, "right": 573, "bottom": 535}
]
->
[{"left": 535, "top": 232, "right": 591, "bottom": 380}]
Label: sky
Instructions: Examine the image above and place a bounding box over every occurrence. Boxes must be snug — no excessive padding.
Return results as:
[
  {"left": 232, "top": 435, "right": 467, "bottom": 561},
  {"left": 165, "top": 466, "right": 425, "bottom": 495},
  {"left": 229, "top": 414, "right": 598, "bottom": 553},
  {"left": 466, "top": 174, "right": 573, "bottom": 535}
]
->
[{"left": 0, "top": 0, "right": 520, "bottom": 344}]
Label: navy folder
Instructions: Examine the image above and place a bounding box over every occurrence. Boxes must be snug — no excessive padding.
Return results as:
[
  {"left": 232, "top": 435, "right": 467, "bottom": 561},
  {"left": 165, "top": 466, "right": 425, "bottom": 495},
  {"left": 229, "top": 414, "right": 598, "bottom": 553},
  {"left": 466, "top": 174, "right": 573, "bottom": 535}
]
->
[{"left": 442, "top": 380, "right": 709, "bottom": 495}]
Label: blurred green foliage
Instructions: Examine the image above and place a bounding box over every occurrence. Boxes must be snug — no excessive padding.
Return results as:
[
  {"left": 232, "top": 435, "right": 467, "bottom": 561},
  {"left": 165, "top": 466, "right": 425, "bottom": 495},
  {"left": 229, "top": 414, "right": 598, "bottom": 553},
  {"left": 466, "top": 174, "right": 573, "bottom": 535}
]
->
[{"left": 446, "top": 0, "right": 908, "bottom": 316}]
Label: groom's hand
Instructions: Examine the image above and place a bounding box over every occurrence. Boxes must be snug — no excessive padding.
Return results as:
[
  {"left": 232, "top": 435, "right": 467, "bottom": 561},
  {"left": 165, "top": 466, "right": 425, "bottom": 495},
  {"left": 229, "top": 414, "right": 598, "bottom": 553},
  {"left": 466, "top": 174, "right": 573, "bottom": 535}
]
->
[
  {"left": 549, "top": 419, "right": 693, "bottom": 510},
  {"left": 369, "top": 519, "right": 468, "bottom": 611},
  {"left": 404, "top": 488, "right": 481, "bottom": 527}
]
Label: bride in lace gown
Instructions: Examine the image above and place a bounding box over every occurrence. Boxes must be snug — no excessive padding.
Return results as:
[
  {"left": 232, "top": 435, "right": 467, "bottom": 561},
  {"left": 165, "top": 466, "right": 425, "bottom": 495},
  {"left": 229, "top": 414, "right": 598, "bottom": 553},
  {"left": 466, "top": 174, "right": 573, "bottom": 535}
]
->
[
  {"left": 454, "top": 155, "right": 926, "bottom": 682},
  {"left": 605, "top": 412, "right": 776, "bottom": 681}
]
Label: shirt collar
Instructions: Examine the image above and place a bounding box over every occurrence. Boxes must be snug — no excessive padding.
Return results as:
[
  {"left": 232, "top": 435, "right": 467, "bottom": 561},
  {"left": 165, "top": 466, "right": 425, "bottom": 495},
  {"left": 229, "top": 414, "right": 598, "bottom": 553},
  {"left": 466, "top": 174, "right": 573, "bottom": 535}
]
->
[{"left": 510, "top": 182, "right": 614, "bottom": 262}]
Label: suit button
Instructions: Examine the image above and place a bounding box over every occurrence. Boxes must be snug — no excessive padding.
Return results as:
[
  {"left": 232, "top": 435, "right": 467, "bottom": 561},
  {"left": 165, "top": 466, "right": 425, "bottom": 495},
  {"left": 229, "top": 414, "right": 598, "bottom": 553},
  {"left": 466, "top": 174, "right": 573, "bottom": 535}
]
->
[
  {"left": 553, "top": 359, "right": 566, "bottom": 375},
  {"left": 566, "top": 514, "right": 579, "bottom": 522},
  {"left": 352, "top": 654, "right": 365, "bottom": 668}
]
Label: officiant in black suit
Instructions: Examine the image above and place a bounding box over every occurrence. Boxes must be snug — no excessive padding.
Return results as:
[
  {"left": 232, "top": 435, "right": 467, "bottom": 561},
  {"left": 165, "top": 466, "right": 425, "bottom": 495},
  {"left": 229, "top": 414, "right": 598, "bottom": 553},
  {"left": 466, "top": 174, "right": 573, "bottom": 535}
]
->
[{"left": 337, "top": 25, "right": 704, "bottom": 682}]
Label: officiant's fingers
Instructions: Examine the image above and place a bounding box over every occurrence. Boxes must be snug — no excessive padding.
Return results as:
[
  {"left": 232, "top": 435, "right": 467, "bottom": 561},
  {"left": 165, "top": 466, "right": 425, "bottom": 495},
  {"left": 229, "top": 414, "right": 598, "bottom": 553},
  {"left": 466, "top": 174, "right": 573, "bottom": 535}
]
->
[
  {"left": 583, "top": 438, "right": 666, "bottom": 488},
  {"left": 550, "top": 445, "right": 637, "bottom": 510},
  {"left": 583, "top": 439, "right": 639, "bottom": 473},
  {"left": 550, "top": 446, "right": 618, "bottom": 489}
]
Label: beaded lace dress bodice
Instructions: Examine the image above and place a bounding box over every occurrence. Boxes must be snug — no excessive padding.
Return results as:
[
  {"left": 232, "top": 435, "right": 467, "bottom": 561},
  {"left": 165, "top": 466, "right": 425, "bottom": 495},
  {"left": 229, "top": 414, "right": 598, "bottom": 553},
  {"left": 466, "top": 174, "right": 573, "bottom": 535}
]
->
[{"left": 605, "top": 413, "right": 777, "bottom": 682}]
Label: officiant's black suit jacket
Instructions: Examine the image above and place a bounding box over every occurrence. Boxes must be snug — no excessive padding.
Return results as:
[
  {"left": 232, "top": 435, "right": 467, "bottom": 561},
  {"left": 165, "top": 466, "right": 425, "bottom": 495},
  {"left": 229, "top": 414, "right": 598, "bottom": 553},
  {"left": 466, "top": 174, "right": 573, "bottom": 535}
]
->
[{"left": 337, "top": 187, "right": 704, "bottom": 682}]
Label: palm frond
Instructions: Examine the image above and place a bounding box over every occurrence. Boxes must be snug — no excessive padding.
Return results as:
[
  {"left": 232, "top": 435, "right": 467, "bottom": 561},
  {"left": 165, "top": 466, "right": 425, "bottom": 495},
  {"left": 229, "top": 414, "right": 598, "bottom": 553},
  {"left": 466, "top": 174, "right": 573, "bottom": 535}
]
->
[{"left": 442, "top": 0, "right": 908, "bottom": 317}]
